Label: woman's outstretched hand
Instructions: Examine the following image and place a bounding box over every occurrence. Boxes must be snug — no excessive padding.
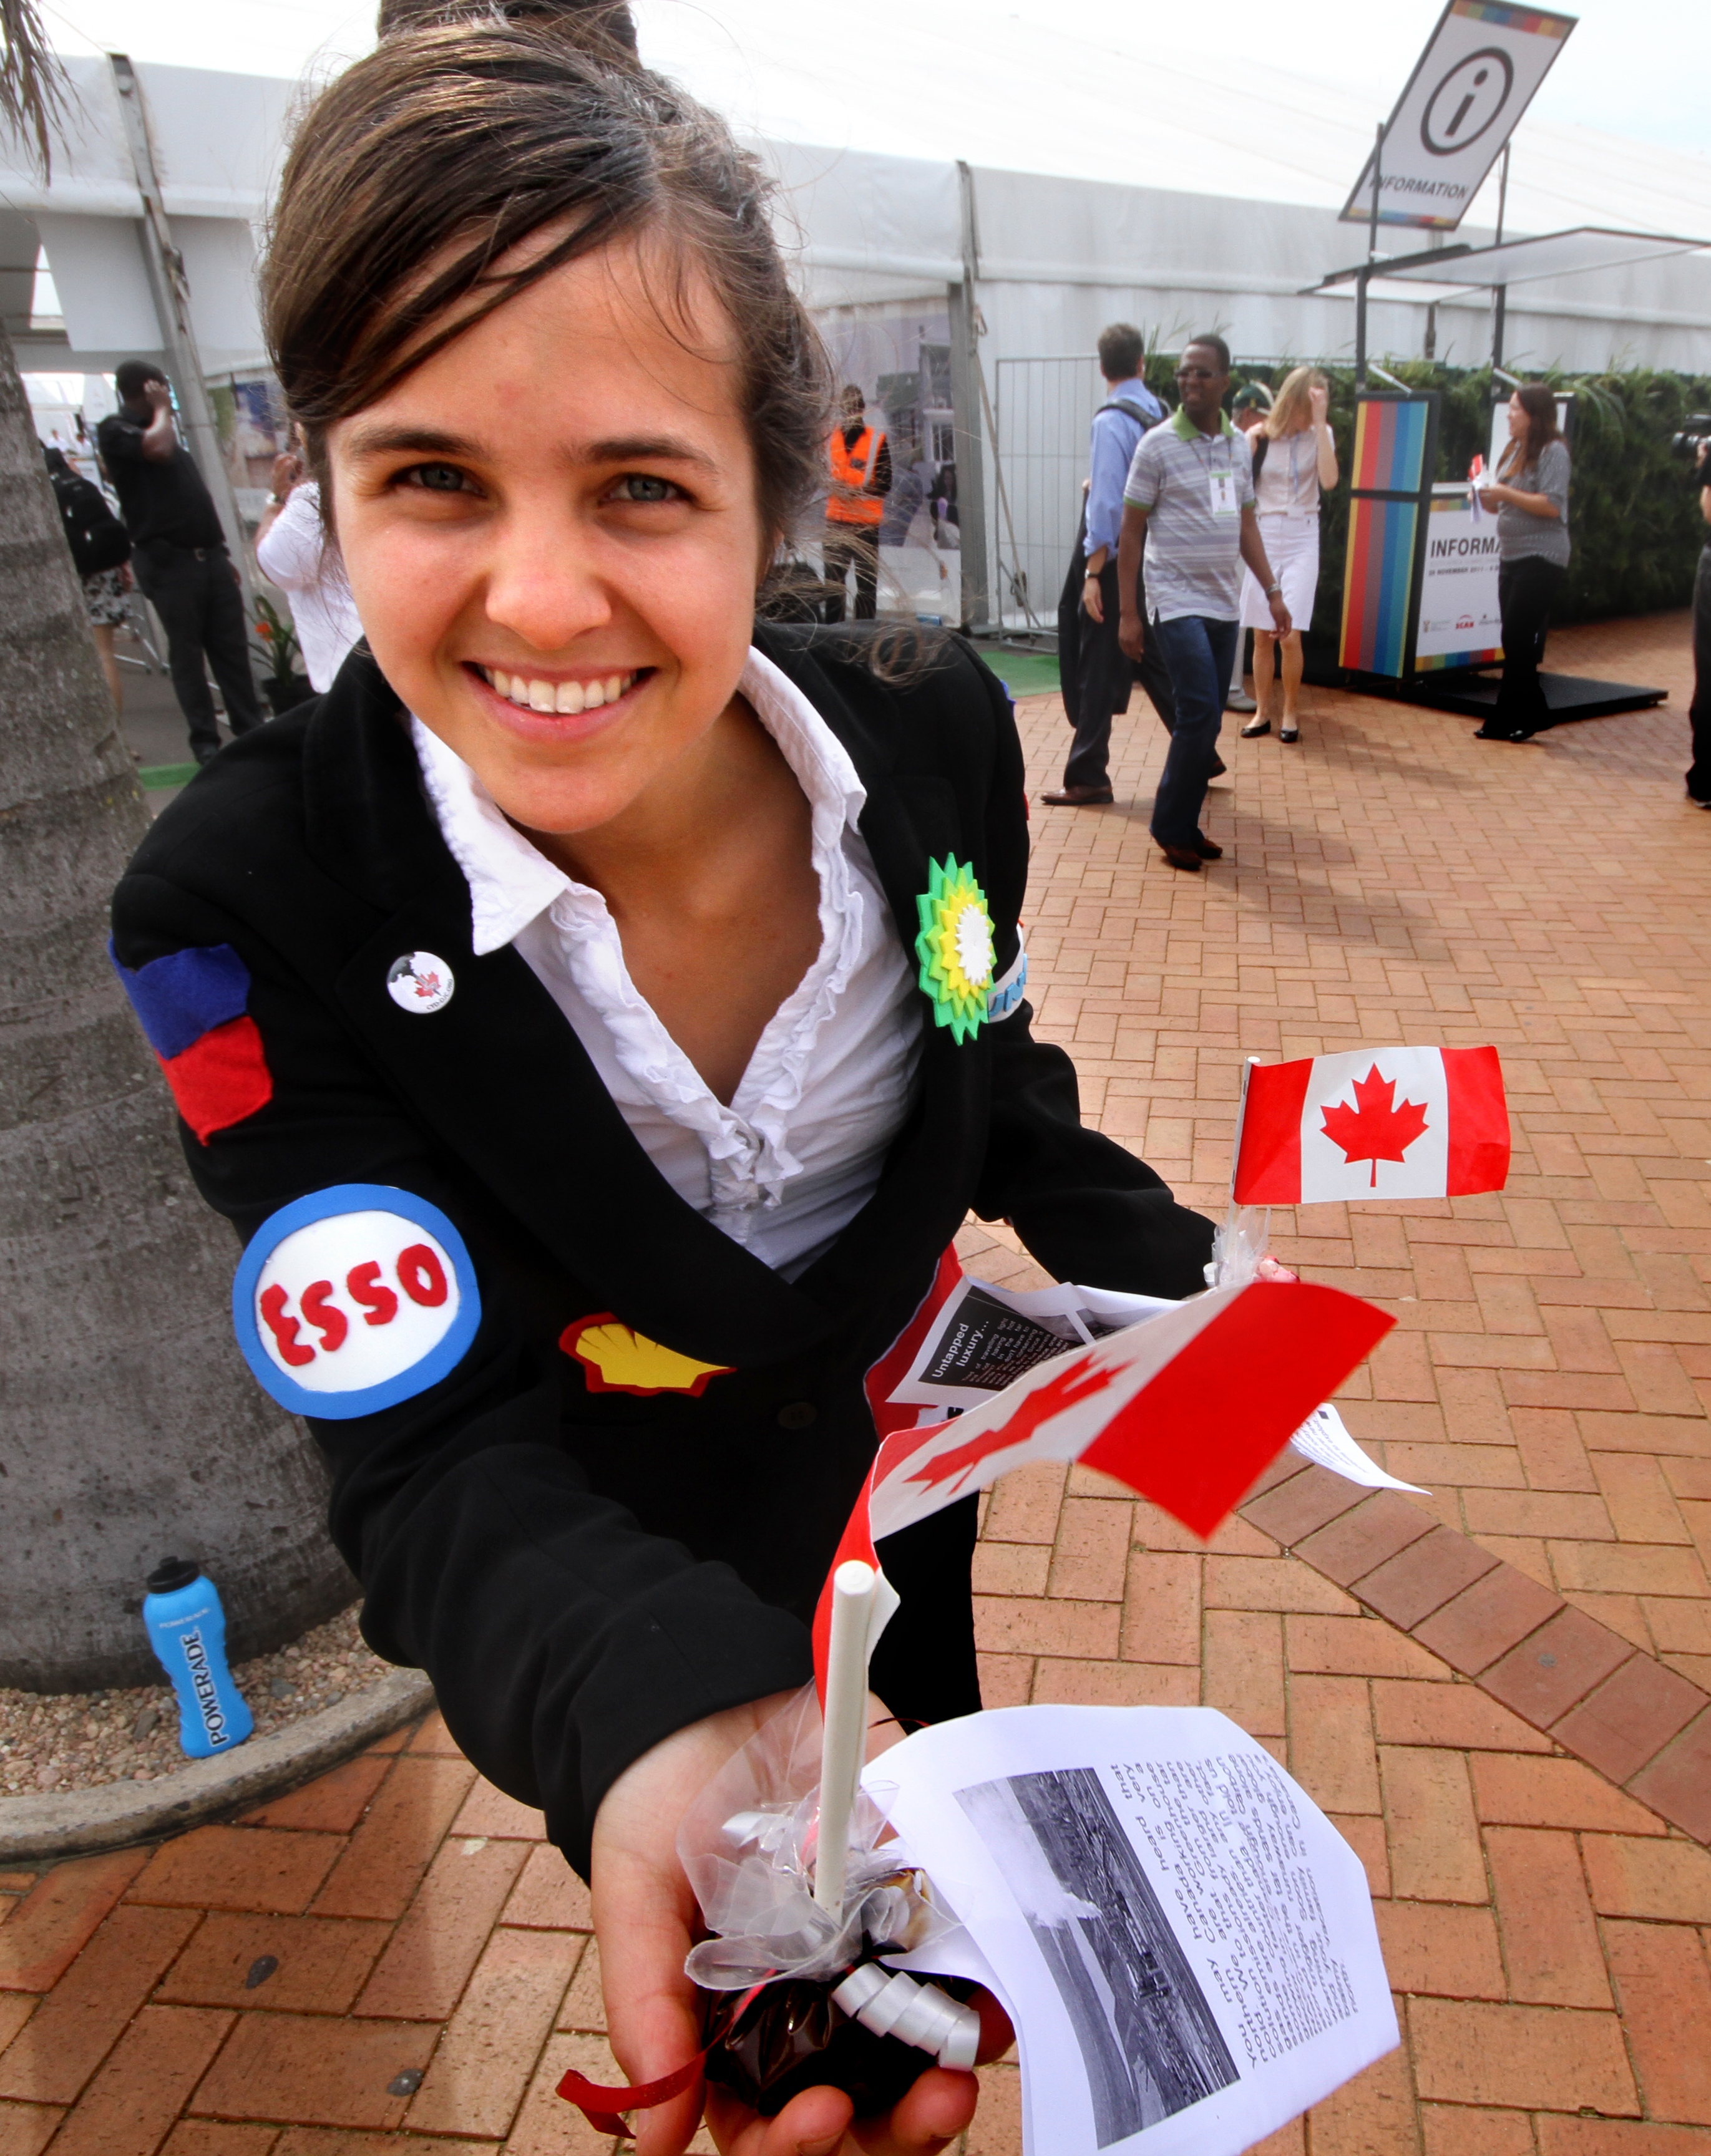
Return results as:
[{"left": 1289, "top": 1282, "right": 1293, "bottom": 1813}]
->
[
  {"left": 703, "top": 1986, "right": 1012, "bottom": 2156},
  {"left": 592, "top": 1694, "right": 1012, "bottom": 2156}
]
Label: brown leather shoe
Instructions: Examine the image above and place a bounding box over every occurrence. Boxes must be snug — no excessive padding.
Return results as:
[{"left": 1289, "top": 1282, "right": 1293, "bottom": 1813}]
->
[
  {"left": 1208, "top": 754, "right": 1228, "bottom": 777},
  {"left": 1194, "top": 834, "right": 1223, "bottom": 859},
  {"left": 1158, "top": 842, "right": 1202, "bottom": 872},
  {"left": 1041, "top": 784, "right": 1114, "bottom": 806}
]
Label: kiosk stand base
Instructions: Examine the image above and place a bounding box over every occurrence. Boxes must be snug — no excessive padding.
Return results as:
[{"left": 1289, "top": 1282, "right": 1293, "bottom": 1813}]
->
[{"left": 1372, "top": 669, "right": 1667, "bottom": 724}]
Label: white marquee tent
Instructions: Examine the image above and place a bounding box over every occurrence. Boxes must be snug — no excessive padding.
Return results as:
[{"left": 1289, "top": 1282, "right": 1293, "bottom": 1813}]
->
[{"left": 5, "top": 9, "right": 1708, "bottom": 622}]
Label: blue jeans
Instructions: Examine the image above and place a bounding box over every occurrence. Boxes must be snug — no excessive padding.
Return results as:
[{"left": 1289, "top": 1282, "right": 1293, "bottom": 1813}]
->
[{"left": 1148, "top": 614, "right": 1238, "bottom": 849}]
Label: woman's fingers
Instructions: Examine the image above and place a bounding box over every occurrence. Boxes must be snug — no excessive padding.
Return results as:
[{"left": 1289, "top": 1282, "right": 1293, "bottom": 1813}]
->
[
  {"left": 851, "top": 2066, "right": 982, "bottom": 2152},
  {"left": 705, "top": 2065, "right": 980, "bottom": 2156},
  {"left": 704, "top": 2079, "right": 855, "bottom": 2155}
]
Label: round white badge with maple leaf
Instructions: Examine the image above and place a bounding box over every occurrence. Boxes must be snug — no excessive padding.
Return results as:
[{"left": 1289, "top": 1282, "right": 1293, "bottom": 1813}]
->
[{"left": 387, "top": 953, "right": 454, "bottom": 1014}]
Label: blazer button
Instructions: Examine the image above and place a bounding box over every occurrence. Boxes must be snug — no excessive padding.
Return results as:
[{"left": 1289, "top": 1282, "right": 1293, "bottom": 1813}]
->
[{"left": 776, "top": 1401, "right": 817, "bottom": 1430}]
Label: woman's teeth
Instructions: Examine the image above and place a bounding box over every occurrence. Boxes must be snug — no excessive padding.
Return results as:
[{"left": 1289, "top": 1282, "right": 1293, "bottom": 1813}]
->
[{"left": 482, "top": 668, "right": 636, "bottom": 715}]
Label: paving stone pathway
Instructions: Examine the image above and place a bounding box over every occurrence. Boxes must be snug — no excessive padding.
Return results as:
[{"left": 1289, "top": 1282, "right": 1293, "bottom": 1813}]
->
[{"left": 3, "top": 611, "right": 1710, "bottom": 2154}]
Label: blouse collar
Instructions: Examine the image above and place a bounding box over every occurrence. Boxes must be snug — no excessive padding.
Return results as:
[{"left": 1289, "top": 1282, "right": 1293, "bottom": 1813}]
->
[{"left": 411, "top": 646, "right": 869, "bottom": 959}]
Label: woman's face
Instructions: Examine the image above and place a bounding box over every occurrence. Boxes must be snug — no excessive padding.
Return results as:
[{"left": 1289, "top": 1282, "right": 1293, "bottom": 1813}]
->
[
  {"left": 1507, "top": 394, "right": 1527, "bottom": 442},
  {"left": 326, "top": 235, "right": 766, "bottom": 837}
]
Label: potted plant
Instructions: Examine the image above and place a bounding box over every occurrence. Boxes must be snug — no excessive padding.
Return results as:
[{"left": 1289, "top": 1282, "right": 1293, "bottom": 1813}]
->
[{"left": 253, "top": 595, "right": 316, "bottom": 716}]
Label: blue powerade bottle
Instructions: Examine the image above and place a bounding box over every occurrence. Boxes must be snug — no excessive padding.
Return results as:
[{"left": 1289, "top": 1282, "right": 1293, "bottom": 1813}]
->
[{"left": 142, "top": 1558, "right": 255, "bottom": 1758}]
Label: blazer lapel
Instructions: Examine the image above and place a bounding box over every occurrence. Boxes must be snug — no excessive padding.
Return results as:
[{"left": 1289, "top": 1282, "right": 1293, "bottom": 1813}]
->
[{"left": 751, "top": 633, "right": 995, "bottom": 1310}]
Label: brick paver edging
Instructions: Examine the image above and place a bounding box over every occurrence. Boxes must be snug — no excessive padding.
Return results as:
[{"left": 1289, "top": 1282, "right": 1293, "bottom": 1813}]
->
[
  {"left": 1240, "top": 1451, "right": 1711, "bottom": 1842},
  {"left": 0, "top": 1671, "right": 434, "bottom": 1867}
]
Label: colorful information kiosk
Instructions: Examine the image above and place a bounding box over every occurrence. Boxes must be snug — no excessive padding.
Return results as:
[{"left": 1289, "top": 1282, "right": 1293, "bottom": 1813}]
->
[
  {"left": 1338, "top": 387, "right": 1660, "bottom": 722},
  {"left": 1338, "top": 391, "right": 1443, "bottom": 681}
]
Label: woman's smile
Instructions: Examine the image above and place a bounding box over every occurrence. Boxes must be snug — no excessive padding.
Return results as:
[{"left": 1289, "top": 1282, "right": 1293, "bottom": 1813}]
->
[
  {"left": 459, "top": 659, "right": 655, "bottom": 749},
  {"left": 475, "top": 663, "right": 646, "bottom": 716}
]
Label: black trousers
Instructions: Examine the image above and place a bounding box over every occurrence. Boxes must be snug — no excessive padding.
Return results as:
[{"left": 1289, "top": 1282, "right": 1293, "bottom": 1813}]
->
[
  {"left": 1689, "top": 546, "right": 1711, "bottom": 803},
  {"left": 822, "top": 523, "right": 880, "bottom": 623},
  {"left": 1494, "top": 555, "right": 1567, "bottom": 735},
  {"left": 133, "top": 541, "right": 265, "bottom": 759},
  {"left": 1057, "top": 541, "right": 1177, "bottom": 792}
]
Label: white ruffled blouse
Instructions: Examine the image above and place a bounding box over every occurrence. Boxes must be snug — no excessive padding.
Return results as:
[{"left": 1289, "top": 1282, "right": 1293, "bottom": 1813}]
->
[{"left": 411, "top": 649, "right": 922, "bottom": 1280}]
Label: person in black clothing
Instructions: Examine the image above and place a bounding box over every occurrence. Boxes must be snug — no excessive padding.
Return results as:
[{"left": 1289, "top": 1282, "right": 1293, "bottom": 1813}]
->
[
  {"left": 109, "top": 19, "right": 1272, "bottom": 2152},
  {"left": 1689, "top": 442, "right": 1711, "bottom": 807},
  {"left": 44, "top": 445, "right": 132, "bottom": 710},
  {"left": 97, "top": 361, "right": 265, "bottom": 764}
]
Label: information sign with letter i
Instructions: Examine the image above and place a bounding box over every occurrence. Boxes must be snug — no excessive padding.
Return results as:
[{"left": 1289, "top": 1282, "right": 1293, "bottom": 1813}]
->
[{"left": 1340, "top": 0, "right": 1576, "bottom": 234}]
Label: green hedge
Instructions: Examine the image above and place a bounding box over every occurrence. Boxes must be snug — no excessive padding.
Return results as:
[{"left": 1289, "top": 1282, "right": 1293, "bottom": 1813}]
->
[{"left": 1139, "top": 353, "right": 1711, "bottom": 644}]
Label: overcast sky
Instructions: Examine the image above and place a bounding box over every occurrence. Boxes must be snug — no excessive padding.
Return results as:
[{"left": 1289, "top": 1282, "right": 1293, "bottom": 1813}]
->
[{"left": 35, "top": 0, "right": 1709, "bottom": 162}]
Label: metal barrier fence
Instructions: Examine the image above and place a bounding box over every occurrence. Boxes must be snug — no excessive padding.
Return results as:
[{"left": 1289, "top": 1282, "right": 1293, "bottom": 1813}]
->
[{"left": 993, "top": 354, "right": 1102, "bottom": 630}]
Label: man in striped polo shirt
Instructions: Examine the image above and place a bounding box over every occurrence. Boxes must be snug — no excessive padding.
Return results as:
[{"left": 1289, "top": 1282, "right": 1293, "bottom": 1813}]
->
[{"left": 1118, "top": 335, "right": 1291, "bottom": 871}]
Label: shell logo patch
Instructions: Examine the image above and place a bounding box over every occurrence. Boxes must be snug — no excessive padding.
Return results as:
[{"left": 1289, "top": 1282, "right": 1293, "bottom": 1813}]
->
[
  {"left": 914, "top": 855, "right": 996, "bottom": 1046},
  {"left": 232, "top": 1185, "right": 480, "bottom": 1419},
  {"left": 560, "top": 1314, "right": 733, "bottom": 1398}
]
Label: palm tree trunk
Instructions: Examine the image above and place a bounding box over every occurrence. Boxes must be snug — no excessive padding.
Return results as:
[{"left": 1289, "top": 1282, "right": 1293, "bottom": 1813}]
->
[{"left": 0, "top": 322, "right": 353, "bottom": 1690}]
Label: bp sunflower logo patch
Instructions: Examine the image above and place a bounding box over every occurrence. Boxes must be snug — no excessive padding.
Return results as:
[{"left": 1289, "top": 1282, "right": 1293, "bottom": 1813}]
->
[{"left": 915, "top": 855, "right": 997, "bottom": 1045}]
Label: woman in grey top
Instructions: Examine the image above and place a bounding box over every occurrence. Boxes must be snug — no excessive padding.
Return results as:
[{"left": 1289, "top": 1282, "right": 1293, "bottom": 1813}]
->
[{"left": 1476, "top": 383, "right": 1571, "bottom": 741}]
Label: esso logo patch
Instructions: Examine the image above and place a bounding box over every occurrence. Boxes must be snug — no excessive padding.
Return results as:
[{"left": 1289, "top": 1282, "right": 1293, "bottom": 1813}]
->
[{"left": 232, "top": 1185, "right": 480, "bottom": 1419}]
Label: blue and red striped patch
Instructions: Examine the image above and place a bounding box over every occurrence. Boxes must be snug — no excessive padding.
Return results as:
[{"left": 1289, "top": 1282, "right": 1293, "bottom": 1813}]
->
[{"left": 110, "top": 941, "right": 273, "bottom": 1143}]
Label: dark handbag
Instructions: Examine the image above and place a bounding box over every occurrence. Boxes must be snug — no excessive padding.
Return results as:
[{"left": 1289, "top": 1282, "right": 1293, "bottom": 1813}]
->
[{"left": 52, "top": 470, "right": 132, "bottom": 577}]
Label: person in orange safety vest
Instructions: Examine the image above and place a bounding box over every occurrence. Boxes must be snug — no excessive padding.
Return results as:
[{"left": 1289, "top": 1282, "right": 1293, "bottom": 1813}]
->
[{"left": 822, "top": 383, "right": 890, "bottom": 622}]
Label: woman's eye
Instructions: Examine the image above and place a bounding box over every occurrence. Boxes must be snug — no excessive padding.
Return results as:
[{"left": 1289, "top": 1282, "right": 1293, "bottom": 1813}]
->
[
  {"left": 401, "top": 463, "right": 474, "bottom": 495},
  {"left": 612, "top": 474, "right": 679, "bottom": 504}
]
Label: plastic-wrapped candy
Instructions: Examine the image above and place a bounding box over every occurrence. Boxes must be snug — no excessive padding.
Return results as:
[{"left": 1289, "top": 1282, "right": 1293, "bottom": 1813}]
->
[{"left": 676, "top": 1681, "right": 981, "bottom": 2115}]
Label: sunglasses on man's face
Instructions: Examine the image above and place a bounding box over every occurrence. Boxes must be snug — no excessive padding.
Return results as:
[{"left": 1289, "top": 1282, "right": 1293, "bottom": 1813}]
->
[{"left": 1176, "top": 367, "right": 1219, "bottom": 381}]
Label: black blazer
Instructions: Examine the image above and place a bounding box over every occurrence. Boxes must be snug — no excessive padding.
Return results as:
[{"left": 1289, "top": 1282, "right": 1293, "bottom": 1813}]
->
[{"left": 111, "top": 623, "right": 1212, "bottom": 1870}]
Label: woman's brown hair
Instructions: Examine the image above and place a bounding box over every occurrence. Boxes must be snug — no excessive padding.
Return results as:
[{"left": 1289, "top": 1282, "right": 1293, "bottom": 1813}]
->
[
  {"left": 1498, "top": 382, "right": 1562, "bottom": 478},
  {"left": 262, "top": 10, "right": 831, "bottom": 555}
]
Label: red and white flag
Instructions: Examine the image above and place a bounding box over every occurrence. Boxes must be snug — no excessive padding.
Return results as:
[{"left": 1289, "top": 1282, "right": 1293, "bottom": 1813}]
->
[
  {"left": 1232, "top": 1046, "right": 1509, "bottom": 1207},
  {"left": 814, "top": 1278, "right": 1393, "bottom": 1691}
]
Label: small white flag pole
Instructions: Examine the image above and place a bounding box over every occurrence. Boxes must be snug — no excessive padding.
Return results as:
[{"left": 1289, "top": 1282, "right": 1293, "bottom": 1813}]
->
[
  {"left": 814, "top": 1560, "right": 880, "bottom": 1918},
  {"left": 1214, "top": 1056, "right": 1271, "bottom": 1286}
]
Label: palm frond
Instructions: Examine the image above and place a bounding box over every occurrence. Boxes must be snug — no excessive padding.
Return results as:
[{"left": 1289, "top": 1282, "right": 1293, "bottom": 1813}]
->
[{"left": 1, "top": 0, "right": 69, "bottom": 179}]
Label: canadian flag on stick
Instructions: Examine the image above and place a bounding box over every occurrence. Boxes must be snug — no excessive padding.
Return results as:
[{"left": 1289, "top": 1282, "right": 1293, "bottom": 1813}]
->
[
  {"left": 812, "top": 1278, "right": 1393, "bottom": 1694},
  {"left": 1232, "top": 1046, "right": 1509, "bottom": 1207}
]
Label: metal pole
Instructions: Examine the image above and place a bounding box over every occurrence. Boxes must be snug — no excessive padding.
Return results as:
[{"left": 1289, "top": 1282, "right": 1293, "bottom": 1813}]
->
[
  {"left": 1491, "top": 142, "right": 1510, "bottom": 373},
  {"left": 1493, "top": 140, "right": 1511, "bottom": 248},
  {"left": 109, "top": 53, "right": 258, "bottom": 623},
  {"left": 1358, "top": 119, "right": 1384, "bottom": 391},
  {"left": 1355, "top": 270, "right": 1370, "bottom": 391},
  {"left": 948, "top": 161, "right": 992, "bottom": 633}
]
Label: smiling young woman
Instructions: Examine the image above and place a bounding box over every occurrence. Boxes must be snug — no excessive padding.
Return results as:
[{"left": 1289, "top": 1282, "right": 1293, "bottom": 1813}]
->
[{"left": 110, "top": 15, "right": 1215, "bottom": 2154}]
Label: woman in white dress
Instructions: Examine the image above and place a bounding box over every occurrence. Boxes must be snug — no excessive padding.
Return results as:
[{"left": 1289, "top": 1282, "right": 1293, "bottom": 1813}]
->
[{"left": 1239, "top": 366, "right": 1337, "bottom": 744}]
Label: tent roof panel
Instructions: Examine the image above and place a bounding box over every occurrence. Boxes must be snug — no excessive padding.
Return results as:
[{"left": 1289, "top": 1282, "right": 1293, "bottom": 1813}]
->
[{"left": 1315, "top": 226, "right": 1711, "bottom": 293}]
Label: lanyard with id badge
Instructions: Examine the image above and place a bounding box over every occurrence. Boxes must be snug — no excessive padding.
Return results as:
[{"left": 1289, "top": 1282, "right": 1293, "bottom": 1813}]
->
[{"left": 1207, "top": 460, "right": 1239, "bottom": 518}]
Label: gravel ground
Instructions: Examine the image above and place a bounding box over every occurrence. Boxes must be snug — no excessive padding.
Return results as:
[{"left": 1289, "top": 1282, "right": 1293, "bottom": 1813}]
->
[{"left": 0, "top": 1605, "right": 396, "bottom": 1796}]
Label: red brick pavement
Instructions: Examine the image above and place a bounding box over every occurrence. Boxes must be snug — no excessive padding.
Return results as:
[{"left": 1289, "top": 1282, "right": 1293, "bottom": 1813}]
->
[{"left": 2, "top": 613, "right": 1710, "bottom": 2153}]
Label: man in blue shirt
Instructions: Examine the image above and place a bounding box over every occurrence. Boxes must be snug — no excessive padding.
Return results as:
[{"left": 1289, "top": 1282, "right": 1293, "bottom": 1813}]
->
[{"left": 1048, "top": 324, "right": 1206, "bottom": 806}]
